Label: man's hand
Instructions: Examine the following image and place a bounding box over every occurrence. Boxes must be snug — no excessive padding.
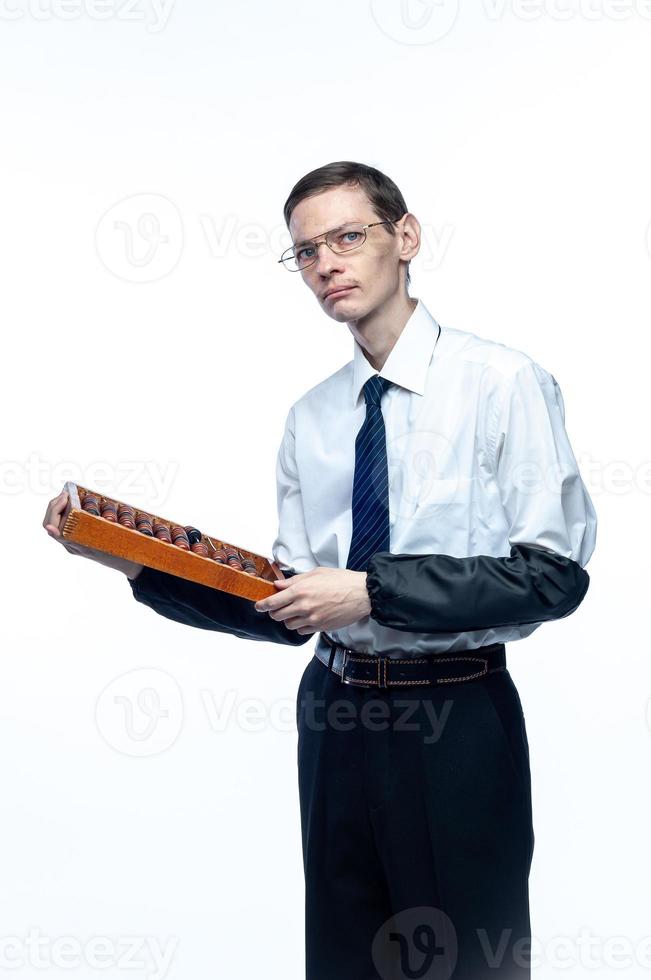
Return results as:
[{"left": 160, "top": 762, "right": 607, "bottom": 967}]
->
[
  {"left": 43, "top": 489, "right": 144, "bottom": 580},
  {"left": 254, "top": 567, "right": 371, "bottom": 634}
]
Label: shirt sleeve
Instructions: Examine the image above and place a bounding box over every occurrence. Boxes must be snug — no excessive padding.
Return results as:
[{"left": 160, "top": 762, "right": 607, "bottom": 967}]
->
[
  {"left": 128, "top": 406, "right": 312, "bottom": 646},
  {"left": 270, "top": 403, "right": 316, "bottom": 575},
  {"left": 365, "top": 359, "right": 597, "bottom": 634}
]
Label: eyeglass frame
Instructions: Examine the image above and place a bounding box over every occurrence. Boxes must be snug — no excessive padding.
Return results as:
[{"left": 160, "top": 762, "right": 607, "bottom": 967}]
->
[{"left": 277, "top": 216, "right": 405, "bottom": 271}]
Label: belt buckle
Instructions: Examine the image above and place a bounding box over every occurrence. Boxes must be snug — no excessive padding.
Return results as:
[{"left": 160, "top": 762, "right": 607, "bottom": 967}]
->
[{"left": 339, "top": 649, "right": 350, "bottom": 683}]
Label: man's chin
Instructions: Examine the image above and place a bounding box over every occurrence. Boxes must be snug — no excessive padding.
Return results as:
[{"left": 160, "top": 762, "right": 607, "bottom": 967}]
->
[
  {"left": 329, "top": 306, "right": 357, "bottom": 323},
  {"left": 322, "top": 292, "right": 364, "bottom": 322}
]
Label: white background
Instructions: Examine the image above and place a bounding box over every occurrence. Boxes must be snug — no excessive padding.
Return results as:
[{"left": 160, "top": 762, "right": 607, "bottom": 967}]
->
[{"left": 1, "top": 0, "right": 650, "bottom": 977}]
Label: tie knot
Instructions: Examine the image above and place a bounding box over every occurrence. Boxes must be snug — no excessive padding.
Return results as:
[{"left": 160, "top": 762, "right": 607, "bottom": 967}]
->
[{"left": 363, "top": 375, "right": 391, "bottom": 407}]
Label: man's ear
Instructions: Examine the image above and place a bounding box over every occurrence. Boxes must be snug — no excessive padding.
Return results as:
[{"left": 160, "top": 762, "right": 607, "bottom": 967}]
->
[{"left": 398, "top": 212, "right": 421, "bottom": 264}]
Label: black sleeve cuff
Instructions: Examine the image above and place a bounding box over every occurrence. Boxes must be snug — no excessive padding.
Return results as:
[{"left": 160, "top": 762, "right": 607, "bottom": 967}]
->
[
  {"left": 129, "top": 565, "right": 311, "bottom": 646},
  {"left": 365, "top": 543, "right": 590, "bottom": 634}
]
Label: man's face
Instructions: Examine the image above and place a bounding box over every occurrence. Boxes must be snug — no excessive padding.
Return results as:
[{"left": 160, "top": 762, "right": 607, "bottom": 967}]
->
[{"left": 288, "top": 184, "right": 406, "bottom": 322}]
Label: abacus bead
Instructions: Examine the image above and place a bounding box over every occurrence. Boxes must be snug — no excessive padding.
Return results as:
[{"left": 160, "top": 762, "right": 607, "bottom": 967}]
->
[
  {"left": 136, "top": 513, "right": 154, "bottom": 536},
  {"left": 118, "top": 505, "right": 136, "bottom": 527},
  {"left": 191, "top": 541, "right": 209, "bottom": 556},
  {"left": 184, "top": 526, "right": 202, "bottom": 545},
  {"left": 82, "top": 494, "right": 100, "bottom": 515},
  {"left": 153, "top": 522, "right": 171, "bottom": 542}
]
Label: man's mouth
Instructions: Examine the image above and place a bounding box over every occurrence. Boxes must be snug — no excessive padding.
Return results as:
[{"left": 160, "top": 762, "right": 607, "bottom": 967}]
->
[{"left": 324, "top": 286, "right": 356, "bottom": 301}]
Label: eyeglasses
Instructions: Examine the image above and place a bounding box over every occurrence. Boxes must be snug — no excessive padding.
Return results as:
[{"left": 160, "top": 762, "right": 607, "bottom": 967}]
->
[{"left": 278, "top": 217, "right": 404, "bottom": 272}]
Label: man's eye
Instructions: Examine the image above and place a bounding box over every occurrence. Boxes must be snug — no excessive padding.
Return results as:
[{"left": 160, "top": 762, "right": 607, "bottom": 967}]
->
[
  {"left": 334, "top": 231, "right": 361, "bottom": 247},
  {"left": 297, "top": 246, "right": 315, "bottom": 261}
]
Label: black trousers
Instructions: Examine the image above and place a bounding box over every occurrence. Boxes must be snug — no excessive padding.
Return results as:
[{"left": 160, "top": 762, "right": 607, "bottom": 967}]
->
[{"left": 296, "top": 652, "right": 535, "bottom": 980}]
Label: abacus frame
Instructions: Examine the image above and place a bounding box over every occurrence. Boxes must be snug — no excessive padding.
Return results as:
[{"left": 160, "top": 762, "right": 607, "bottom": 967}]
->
[{"left": 59, "top": 482, "right": 286, "bottom": 601}]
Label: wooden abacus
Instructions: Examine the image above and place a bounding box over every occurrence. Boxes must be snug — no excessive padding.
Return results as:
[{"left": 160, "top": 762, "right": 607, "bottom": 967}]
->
[{"left": 60, "top": 482, "right": 286, "bottom": 601}]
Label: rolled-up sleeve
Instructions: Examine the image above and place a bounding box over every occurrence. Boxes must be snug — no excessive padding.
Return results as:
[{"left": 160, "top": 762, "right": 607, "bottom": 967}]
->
[{"left": 365, "top": 360, "right": 597, "bottom": 634}]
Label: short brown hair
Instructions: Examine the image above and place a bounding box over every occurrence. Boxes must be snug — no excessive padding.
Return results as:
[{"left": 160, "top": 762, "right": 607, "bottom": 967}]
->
[{"left": 282, "top": 160, "right": 411, "bottom": 289}]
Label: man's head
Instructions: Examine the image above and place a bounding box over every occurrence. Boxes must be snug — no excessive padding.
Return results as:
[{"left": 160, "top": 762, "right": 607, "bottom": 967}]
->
[{"left": 282, "top": 161, "right": 420, "bottom": 324}]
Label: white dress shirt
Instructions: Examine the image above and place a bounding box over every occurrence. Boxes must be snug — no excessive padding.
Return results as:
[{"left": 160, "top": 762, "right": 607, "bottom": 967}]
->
[{"left": 271, "top": 297, "right": 597, "bottom": 657}]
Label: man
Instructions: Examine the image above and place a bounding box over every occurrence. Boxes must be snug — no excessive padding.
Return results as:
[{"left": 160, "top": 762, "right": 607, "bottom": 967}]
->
[{"left": 44, "top": 160, "right": 597, "bottom": 979}]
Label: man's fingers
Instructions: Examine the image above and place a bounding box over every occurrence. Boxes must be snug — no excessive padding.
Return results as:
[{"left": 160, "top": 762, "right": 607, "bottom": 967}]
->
[
  {"left": 267, "top": 601, "right": 309, "bottom": 624},
  {"left": 43, "top": 490, "right": 68, "bottom": 530},
  {"left": 256, "top": 589, "right": 298, "bottom": 613},
  {"left": 285, "top": 617, "right": 316, "bottom": 633}
]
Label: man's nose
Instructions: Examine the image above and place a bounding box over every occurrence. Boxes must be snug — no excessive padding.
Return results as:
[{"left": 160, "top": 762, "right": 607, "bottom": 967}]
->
[{"left": 312, "top": 242, "right": 345, "bottom": 277}]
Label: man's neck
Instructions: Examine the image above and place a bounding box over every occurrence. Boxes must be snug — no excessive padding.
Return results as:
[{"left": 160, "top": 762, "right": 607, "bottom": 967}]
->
[{"left": 348, "top": 293, "right": 418, "bottom": 372}]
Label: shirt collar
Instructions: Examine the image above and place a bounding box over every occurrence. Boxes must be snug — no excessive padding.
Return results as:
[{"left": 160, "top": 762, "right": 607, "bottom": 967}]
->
[{"left": 351, "top": 297, "right": 442, "bottom": 408}]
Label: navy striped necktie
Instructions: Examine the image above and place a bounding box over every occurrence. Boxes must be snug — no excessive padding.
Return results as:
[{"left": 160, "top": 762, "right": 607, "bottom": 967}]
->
[{"left": 345, "top": 375, "right": 393, "bottom": 571}]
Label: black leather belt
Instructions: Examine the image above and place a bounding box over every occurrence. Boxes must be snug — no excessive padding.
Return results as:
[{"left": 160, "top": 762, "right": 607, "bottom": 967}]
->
[{"left": 316, "top": 632, "right": 506, "bottom": 688}]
